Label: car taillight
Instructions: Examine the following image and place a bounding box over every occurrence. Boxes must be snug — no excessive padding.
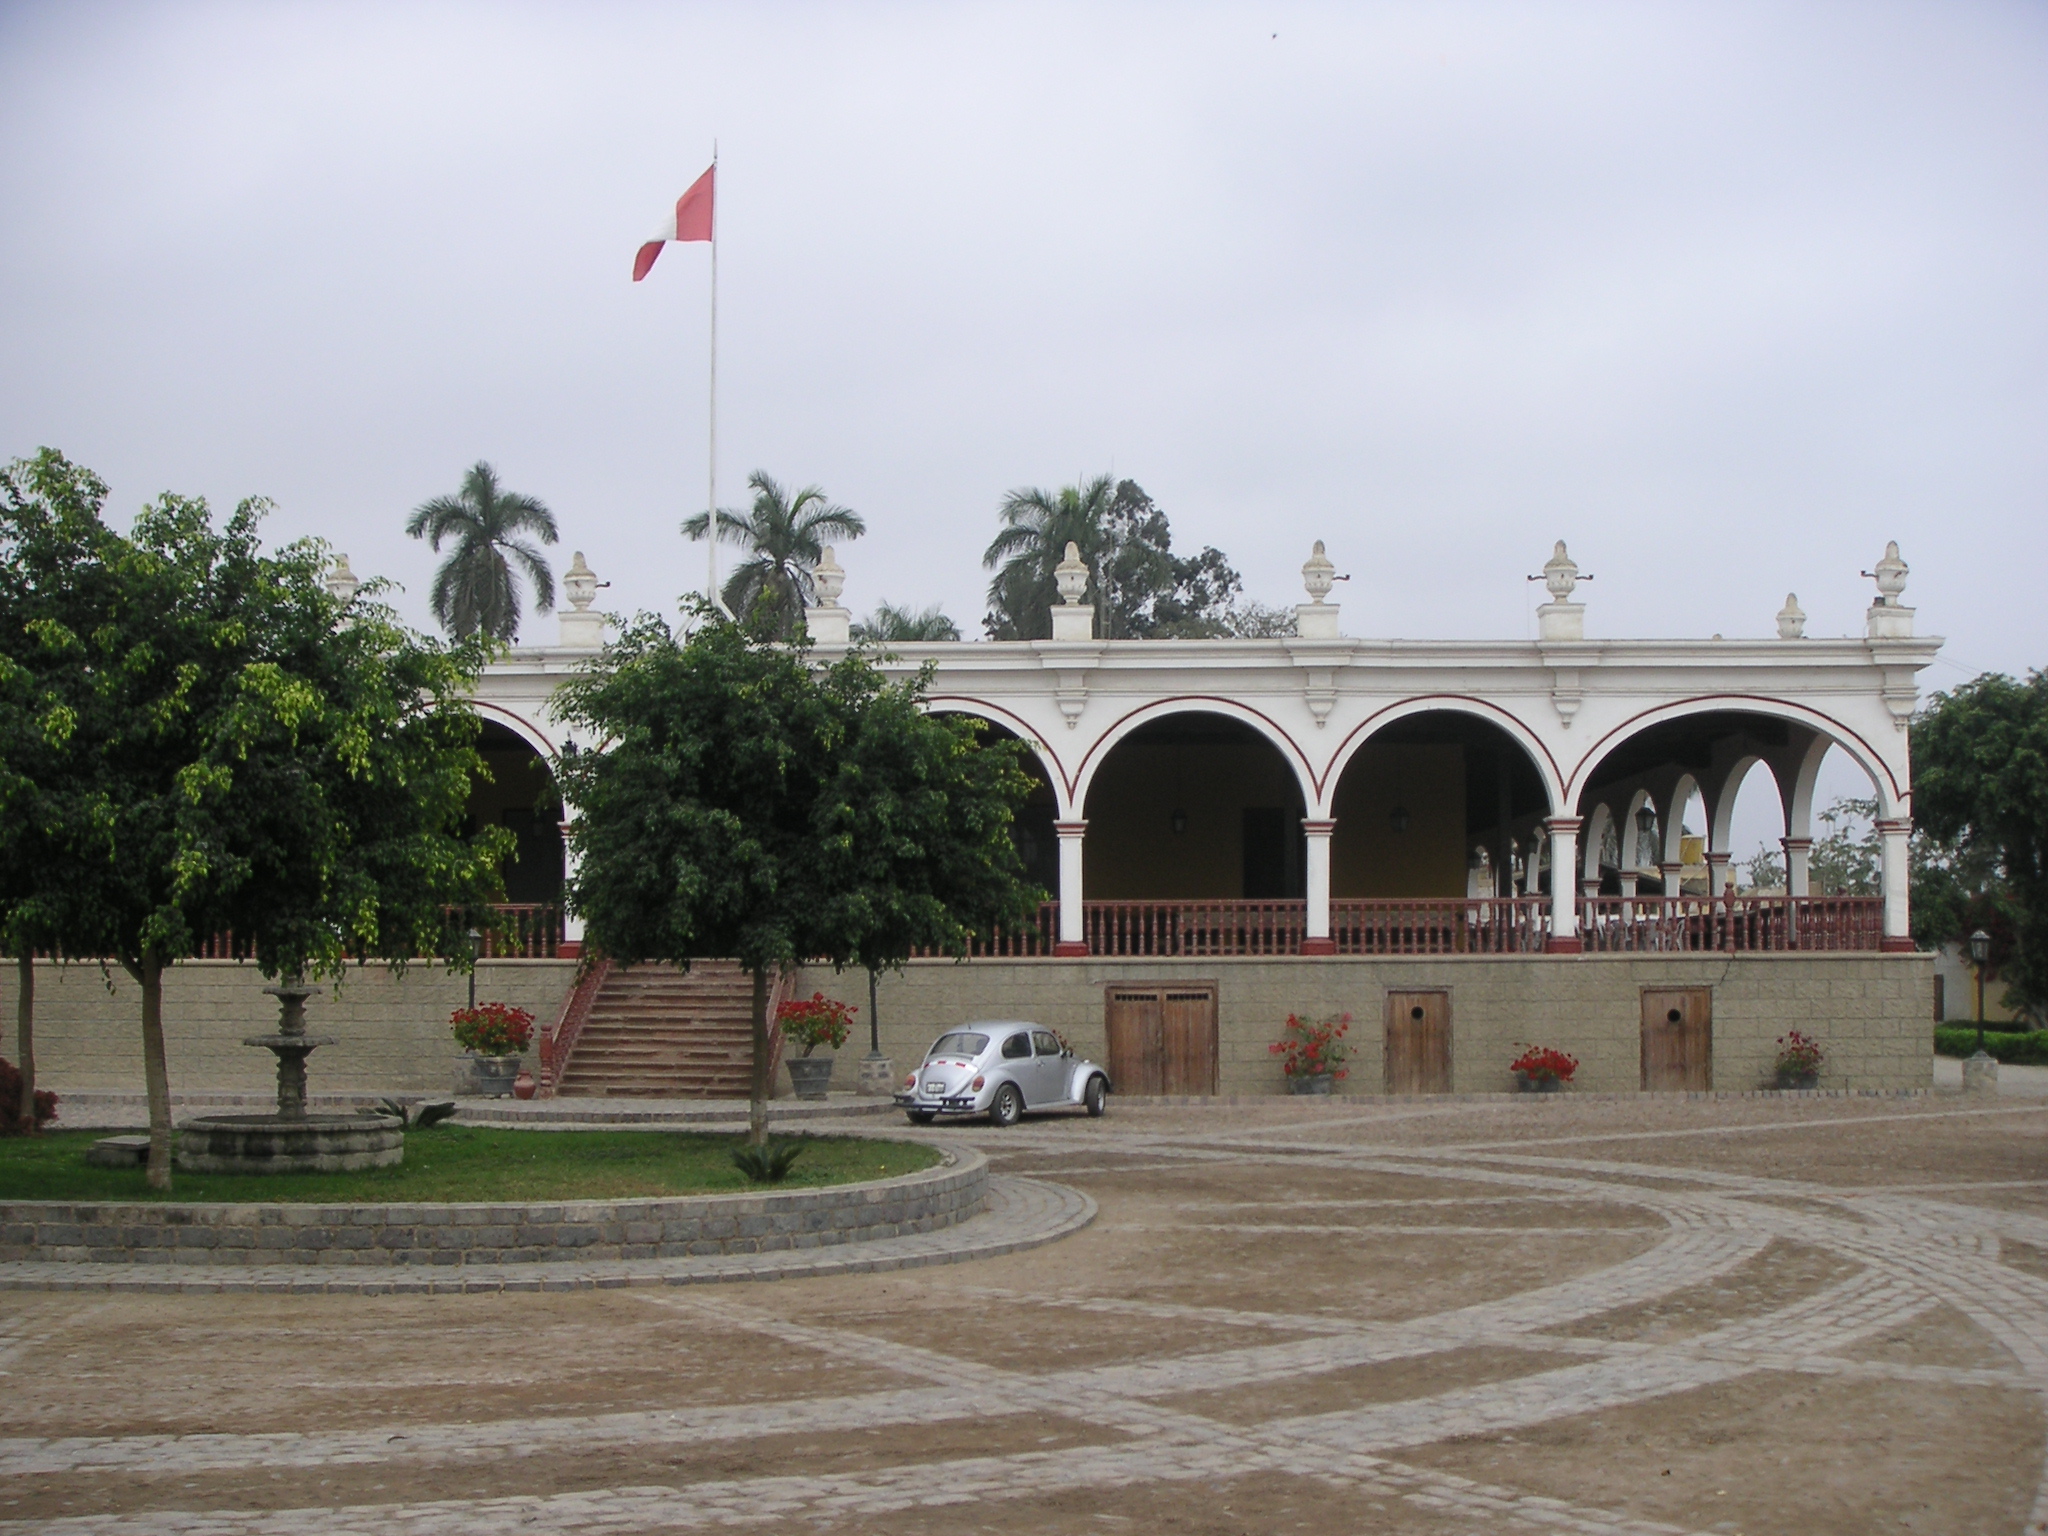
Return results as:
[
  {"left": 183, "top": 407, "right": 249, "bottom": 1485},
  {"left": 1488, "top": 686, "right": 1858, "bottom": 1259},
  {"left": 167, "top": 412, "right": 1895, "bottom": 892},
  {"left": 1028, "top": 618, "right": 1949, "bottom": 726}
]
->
[
  {"left": 903, "top": 1073, "right": 916, "bottom": 1088},
  {"left": 972, "top": 1075, "right": 985, "bottom": 1091}
]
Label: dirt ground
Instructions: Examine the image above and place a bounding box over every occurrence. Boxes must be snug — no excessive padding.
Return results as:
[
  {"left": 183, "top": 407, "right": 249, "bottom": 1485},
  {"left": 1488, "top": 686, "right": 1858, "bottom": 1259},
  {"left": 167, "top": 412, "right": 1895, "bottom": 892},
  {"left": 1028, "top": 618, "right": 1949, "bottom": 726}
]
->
[{"left": 5, "top": 1091, "right": 2048, "bottom": 1534}]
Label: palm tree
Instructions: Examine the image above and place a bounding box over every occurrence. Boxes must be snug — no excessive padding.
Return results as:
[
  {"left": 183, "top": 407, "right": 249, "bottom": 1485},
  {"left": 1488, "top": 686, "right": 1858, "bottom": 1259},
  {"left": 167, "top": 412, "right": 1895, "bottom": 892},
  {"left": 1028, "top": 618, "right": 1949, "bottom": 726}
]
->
[
  {"left": 853, "top": 602, "right": 960, "bottom": 642},
  {"left": 405, "top": 462, "right": 558, "bottom": 642},
  {"left": 683, "top": 471, "right": 865, "bottom": 638},
  {"left": 981, "top": 475, "right": 1117, "bottom": 640}
]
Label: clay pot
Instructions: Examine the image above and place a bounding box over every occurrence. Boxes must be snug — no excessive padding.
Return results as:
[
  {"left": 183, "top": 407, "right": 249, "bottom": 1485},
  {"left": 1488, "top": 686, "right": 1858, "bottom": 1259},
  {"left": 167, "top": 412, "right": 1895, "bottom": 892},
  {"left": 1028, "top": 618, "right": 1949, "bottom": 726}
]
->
[{"left": 512, "top": 1068, "right": 538, "bottom": 1101}]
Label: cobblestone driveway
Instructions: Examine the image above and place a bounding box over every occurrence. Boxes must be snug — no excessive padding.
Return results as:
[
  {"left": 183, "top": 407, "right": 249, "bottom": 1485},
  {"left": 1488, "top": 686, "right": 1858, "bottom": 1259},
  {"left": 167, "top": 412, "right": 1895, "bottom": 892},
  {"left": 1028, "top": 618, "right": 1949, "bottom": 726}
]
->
[{"left": 4, "top": 1093, "right": 2047, "bottom": 1534}]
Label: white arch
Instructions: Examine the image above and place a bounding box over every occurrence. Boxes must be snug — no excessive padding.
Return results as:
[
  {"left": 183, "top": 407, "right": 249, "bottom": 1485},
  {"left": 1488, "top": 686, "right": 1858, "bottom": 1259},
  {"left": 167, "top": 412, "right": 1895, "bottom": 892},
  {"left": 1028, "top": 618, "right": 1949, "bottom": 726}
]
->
[
  {"left": 1783, "top": 731, "right": 1836, "bottom": 842},
  {"left": 922, "top": 696, "right": 1074, "bottom": 818},
  {"left": 1318, "top": 696, "right": 1564, "bottom": 821},
  {"left": 1621, "top": 787, "right": 1657, "bottom": 871},
  {"left": 1709, "top": 755, "right": 1783, "bottom": 856},
  {"left": 1565, "top": 697, "right": 1901, "bottom": 821},
  {"left": 1664, "top": 775, "right": 1702, "bottom": 867},
  {"left": 1073, "top": 696, "right": 1317, "bottom": 819},
  {"left": 471, "top": 701, "right": 559, "bottom": 763},
  {"left": 1582, "top": 802, "right": 1616, "bottom": 881}
]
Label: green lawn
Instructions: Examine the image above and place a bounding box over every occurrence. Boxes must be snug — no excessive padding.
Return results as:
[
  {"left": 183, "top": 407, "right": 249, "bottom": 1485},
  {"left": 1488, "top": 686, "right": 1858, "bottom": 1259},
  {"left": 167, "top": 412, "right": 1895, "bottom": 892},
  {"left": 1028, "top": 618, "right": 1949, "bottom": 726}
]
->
[{"left": 0, "top": 1127, "right": 941, "bottom": 1204}]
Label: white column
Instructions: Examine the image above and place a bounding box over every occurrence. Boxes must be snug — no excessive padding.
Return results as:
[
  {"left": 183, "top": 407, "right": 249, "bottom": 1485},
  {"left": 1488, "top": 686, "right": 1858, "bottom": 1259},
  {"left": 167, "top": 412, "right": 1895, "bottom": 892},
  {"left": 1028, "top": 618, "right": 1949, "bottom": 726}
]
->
[
  {"left": 1660, "top": 861, "right": 1685, "bottom": 901},
  {"left": 1545, "top": 818, "right": 1582, "bottom": 952},
  {"left": 1706, "top": 851, "right": 1732, "bottom": 898},
  {"left": 1301, "top": 820, "right": 1336, "bottom": 955},
  {"left": 1055, "top": 820, "right": 1088, "bottom": 955},
  {"left": 1782, "top": 838, "right": 1812, "bottom": 898},
  {"left": 1878, "top": 818, "right": 1913, "bottom": 950},
  {"left": 557, "top": 819, "right": 585, "bottom": 958}
]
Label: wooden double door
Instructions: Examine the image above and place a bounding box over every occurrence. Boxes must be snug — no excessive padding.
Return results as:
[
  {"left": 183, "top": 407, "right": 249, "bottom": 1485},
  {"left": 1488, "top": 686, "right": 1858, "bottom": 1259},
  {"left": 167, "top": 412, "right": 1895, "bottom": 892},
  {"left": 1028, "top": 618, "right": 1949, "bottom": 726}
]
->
[
  {"left": 1105, "top": 983, "right": 1218, "bottom": 1096},
  {"left": 1385, "top": 990, "right": 1452, "bottom": 1094},
  {"left": 1641, "top": 988, "right": 1712, "bottom": 1090}
]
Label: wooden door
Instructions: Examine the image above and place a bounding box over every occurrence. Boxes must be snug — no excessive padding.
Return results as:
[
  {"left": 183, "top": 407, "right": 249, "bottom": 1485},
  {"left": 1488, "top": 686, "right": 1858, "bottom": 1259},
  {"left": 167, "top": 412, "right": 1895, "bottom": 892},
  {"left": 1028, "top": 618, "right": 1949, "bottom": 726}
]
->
[
  {"left": 1384, "top": 991, "right": 1452, "bottom": 1094},
  {"left": 1105, "top": 983, "right": 1218, "bottom": 1096},
  {"left": 1641, "top": 988, "right": 1711, "bottom": 1091}
]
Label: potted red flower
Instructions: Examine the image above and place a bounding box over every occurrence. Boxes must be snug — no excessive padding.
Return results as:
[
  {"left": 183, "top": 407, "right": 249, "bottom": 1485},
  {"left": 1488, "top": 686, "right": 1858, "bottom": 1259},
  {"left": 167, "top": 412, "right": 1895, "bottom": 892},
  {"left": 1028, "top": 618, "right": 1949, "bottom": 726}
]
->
[
  {"left": 1270, "top": 1013, "right": 1351, "bottom": 1094},
  {"left": 777, "top": 992, "right": 856, "bottom": 1100},
  {"left": 451, "top": 1003, "right": 536, "bottom": 1098},
  {"left": 1774, "top": 1030, "right": 1823, "bottom": 1090},
  {"left": 1510, "top": 1043, "right": 1577, "bottom": 1093}
]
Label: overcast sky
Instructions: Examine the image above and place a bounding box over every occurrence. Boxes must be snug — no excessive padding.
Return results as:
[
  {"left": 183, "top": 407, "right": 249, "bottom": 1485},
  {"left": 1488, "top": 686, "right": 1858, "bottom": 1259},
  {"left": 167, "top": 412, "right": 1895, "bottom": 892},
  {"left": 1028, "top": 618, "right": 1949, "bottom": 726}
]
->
[{"left": 3, "top": 1, "right": 2043, "bottom": 851}]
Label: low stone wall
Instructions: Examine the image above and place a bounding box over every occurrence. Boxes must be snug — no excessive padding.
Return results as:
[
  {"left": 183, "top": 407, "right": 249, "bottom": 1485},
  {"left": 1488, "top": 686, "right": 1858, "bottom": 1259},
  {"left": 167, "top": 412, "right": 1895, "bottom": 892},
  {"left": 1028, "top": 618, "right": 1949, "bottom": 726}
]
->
[
  {"left": 0, "top": 1144, "right": 984, "bottom": 1267},
  {"left": 0, "top": 959, "right": 578, "bottom": 1095},
  {"left": 794, "top": 952, "right": 1936, "bottom": 1095}
]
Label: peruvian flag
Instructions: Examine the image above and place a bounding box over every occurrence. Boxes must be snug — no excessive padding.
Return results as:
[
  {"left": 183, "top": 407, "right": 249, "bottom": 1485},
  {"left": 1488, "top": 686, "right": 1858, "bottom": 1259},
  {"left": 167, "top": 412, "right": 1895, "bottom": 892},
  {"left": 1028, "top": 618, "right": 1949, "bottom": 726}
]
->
[{"left": 633, "top": 163, "right": 715, "bottom": 281}]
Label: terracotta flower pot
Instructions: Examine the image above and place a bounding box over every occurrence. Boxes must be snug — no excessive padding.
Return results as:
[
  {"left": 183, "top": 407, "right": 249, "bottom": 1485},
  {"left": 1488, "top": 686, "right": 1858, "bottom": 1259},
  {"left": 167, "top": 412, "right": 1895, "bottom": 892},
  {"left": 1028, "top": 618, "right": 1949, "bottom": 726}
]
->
[{"left": 512, "top": 1068, "right": 537, "bottom": 1100}]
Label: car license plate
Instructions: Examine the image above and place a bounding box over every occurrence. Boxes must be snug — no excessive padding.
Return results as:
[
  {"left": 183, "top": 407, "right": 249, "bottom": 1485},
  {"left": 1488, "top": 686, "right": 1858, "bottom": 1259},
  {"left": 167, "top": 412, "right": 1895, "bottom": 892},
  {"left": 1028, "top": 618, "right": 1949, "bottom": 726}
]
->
[{"left": 922, "top": 1080, "right": 948, "bottom": 1095}]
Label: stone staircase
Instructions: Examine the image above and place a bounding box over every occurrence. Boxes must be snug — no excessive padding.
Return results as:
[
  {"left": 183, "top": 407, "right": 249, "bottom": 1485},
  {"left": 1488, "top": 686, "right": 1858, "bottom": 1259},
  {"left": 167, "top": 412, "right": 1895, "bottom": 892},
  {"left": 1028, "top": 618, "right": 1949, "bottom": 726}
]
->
[{"left": 552, "top": 961, "right": 776, "bottom": 1098}]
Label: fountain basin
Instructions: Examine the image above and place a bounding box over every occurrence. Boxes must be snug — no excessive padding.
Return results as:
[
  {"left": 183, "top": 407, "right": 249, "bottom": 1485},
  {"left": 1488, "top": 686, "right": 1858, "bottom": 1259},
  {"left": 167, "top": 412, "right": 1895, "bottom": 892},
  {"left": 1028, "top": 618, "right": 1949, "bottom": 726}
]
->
[{"left": 175, "top": 1114, "right": 403, "bottom": 1175}]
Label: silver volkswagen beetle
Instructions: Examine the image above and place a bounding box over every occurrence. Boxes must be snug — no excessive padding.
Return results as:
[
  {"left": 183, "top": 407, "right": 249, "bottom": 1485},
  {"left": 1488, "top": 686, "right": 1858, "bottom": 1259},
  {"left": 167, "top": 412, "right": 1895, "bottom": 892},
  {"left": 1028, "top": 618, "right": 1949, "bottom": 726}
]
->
[{"left": 896, "top": 1022, "right": 1110, "bottom": 1127}]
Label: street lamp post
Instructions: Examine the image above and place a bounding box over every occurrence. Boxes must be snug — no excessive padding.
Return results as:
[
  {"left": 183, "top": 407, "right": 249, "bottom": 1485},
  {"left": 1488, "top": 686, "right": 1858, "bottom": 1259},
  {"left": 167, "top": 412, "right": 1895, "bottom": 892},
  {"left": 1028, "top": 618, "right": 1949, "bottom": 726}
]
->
[
  {"left": 467, "top": 927, "right": 483, "bottom": 1013},
  {"left": 1971, "top": 928, "right": 1992, "bottom": 1054}
]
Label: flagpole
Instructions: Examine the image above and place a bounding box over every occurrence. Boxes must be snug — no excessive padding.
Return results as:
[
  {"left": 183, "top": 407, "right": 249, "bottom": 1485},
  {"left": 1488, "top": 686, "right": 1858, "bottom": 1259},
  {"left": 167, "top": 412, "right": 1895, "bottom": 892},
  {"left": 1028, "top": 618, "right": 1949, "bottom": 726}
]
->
[{"left": 706, "top": 142, "right": 721, "bottom": 613}]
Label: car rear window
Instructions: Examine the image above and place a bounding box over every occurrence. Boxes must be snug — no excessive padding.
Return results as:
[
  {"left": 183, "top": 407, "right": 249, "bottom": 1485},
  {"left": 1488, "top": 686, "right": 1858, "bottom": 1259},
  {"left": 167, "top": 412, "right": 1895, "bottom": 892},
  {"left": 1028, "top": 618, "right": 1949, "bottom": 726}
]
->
[{"left": 927, "top": 1033, "right": 988, "bottom": 1059}]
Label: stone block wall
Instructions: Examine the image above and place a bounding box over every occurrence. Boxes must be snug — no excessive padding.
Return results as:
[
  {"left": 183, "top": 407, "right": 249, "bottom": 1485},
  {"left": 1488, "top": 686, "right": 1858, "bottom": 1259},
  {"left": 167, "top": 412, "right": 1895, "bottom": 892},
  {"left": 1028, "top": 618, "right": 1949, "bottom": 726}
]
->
[
  {"left": 0, "top": 959, "right": 579, "bottom": 1095},
  {"left": 793, "top": 952, "right": 1935, "bottom": 1095}
]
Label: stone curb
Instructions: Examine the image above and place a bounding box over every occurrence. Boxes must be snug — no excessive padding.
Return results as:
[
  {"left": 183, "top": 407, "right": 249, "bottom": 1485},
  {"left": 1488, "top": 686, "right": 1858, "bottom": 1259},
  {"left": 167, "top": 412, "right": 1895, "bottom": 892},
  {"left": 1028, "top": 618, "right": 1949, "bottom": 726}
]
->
[
  {"left": 0, "top": 1175, "right": 1091, "bottom": 1293},
  {"left": 0, "top": 1145, "right": 987, "bottom": 1269},
  {"left": 1115, "top": 1087, "right": 1934, "bottom": 1106}
]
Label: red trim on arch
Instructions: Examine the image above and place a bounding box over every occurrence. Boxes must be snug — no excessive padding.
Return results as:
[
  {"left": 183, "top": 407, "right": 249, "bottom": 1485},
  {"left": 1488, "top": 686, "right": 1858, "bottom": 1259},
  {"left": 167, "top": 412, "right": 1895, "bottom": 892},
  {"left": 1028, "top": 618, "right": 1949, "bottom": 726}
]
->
[
  {"left": 470, "top": 701, "right": 558, "bottom": 761},
  {"left": 1321, "top": 696, "right": 1563, "bottom": 804},
  {"left": 923, "top": 696, "right": 1070, "bottom": 799},
  {"left": 1072, "top": 696, "right": 1319, "bottom": 811},
  {"left": 1567, "top": 695, "right": 1902, "bottom": 812}
]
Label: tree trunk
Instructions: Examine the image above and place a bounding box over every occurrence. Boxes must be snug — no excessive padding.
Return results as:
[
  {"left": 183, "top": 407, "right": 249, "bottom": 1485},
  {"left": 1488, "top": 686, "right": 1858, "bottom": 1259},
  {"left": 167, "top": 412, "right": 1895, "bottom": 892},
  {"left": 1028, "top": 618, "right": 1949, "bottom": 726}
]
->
[
  {"left": 748, "top": 964, "right": 769, "bottom": 1147},
  {"left": 132, "top": 955, "right": 173, "bottom": 1190},
  {"left": 14, "top": 951, "right": 35, "bottom": 1136}
]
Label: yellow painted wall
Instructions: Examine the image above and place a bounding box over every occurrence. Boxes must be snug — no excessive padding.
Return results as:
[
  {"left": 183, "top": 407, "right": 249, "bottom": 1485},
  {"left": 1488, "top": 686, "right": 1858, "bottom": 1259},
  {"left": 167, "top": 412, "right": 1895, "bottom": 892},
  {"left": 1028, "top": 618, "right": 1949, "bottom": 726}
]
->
[
  {"left": 1329, "top": 744, "right": 1467, "bottom": 898},
  {"left": 1083, "top": 742, "right": 1303, "bottom": 899}
]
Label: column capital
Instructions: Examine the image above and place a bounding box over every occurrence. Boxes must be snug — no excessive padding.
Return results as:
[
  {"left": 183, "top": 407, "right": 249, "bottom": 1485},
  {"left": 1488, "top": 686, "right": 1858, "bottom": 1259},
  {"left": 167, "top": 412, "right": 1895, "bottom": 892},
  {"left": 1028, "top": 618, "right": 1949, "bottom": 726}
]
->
[
  {"left": 1875, "top": 818, "right": 1913, "bottom": 835},
  {"left": 1053, "top": 820, "right": 1089, "bottom": 837},
  {"left": 1300, "top": 819, "right": 1337, "bottom": 837},
  {"left": 1780, "top": 837, "right": 1814, "bottom": 852},
  {"left": 1543, "top": 815, "right": 1584, "bottom": 833}
]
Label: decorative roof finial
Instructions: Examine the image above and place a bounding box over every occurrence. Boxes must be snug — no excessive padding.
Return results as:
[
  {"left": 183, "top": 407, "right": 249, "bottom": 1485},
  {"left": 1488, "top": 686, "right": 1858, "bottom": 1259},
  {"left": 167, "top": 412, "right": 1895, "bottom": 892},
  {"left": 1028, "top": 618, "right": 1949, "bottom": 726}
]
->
[
  {"left": 325, "top": 554, "right": 360, "bottom": 604},
  {"left": 1543, "top": 541, "right": 1579, "bottom": 603},
  {"left": 812, "top": 546, "right": 846, "bottom": 609},
  {"left": 1776, "top": 593, "right": 1806, "bottom": 639},
  {"left": 562, "top": 551, "right": 598, "bottom": 612},
  {"left": 1054, "top": 541, "right": 1090, "bottom": 606},
  {"left": 1301, "top": 540, "right": 1336, "bottom": 604},
  {"left": 1870, "top": 541, "right": 1908, "bottom": 606}
]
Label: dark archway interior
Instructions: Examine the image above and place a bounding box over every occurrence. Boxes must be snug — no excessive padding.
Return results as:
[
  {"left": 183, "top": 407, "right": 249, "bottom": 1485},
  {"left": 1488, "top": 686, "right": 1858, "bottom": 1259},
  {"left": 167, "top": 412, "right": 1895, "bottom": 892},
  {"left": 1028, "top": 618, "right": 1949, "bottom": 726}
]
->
[
  {"left": 1084, "top": 713, "right": 1307, "bottom": 900},
  {"left": 469, "top": 719, "right": 564, "bottom": 905},
  {"left": 1333, "top": 712, "right": 1551, "bottom": 898},
  {"left": 934, "top": 716, "right": 1060, "bottom": 897},
  {"left": 1576, "top": 711, "right": 1791, "bottom": 804}
]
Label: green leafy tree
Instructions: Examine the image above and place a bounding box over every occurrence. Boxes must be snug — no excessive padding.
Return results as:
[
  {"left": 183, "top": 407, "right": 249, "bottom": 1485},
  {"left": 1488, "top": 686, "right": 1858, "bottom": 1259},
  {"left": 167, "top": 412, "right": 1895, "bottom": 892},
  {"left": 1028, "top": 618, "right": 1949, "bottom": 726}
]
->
[
  {"left": 683, "top": 472, "right": 865, "bottom": 640},
  {"left": 406, "top": 461, "right": 558, "bottom": 642},
  {"left": 556, "top": 609, "right": 1040, "bottom": 1144},
  {"left": 982, "top": 477, "right": 1253, "bottom": 640},
  {"left": 1, "top": 451, "right": 507, "bottom": 1186},
  {"left": 853, "top": 602, "right": 960, "bottom": 642},
  {"left": 1809, "top": 797, "right": 1881, "bottom": 896},
  {"left": 1914, "top": 672, "right": 2048, "bottom": 1018}
]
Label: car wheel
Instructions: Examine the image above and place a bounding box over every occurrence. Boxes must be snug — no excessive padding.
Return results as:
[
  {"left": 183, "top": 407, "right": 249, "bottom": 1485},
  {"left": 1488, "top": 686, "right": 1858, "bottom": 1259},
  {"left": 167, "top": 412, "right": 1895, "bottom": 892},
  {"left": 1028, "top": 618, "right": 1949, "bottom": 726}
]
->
[
  {"left": 1084, "top": 1075, "right": 1107, "bottom": 1118},
  {"left": 989, "top": 1083, "right": 1023, "bottom": 1128},
  {"left": 906, "top": 1110, "right": 936, "bottom": 1125}
]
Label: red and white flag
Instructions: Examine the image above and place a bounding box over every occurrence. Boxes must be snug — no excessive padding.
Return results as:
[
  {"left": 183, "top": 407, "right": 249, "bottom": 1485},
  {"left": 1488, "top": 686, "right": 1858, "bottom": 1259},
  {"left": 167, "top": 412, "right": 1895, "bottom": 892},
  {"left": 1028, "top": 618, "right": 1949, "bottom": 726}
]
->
[{"left": 633, "top": 163, "right": 715, "bottom": 281}]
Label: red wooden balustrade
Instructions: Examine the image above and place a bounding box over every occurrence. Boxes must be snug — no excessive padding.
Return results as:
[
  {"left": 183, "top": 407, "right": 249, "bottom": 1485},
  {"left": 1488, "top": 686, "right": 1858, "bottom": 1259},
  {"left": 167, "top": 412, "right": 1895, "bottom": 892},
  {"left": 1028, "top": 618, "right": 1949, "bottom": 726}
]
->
[
  {"left": 1579, "top": 894, "right": 1883, "bottom": 953},
  {"left": 539, "top": 954, "right": 610, "bottom": 1096},
  {"left": 1329, "top": 898, "right": 1549, "bottom": 955},
  {"left": 1083, "top": 900, "right": 1307, "bottom": 957}
]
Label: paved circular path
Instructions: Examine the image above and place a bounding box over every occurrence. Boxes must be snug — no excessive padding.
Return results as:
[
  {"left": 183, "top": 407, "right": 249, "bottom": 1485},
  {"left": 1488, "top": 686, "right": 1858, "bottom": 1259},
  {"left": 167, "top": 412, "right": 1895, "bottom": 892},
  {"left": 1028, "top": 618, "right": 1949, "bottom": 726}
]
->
[{"left": 4, "top": 1093, "right": 2048, "bottom": 1534}]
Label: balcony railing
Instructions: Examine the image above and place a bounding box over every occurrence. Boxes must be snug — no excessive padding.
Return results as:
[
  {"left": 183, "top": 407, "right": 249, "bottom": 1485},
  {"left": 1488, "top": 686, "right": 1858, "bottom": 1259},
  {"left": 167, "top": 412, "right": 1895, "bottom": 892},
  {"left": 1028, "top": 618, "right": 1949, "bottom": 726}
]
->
[
  {"left": 1329, "top": 898, "right": 1549, "bottom": 955},
  {"left": 1579, "top": 894, "right": 1884, "bottom": 953},
  {"left": 1083, "top": 900, "right": 1307, "bottom": 957}
]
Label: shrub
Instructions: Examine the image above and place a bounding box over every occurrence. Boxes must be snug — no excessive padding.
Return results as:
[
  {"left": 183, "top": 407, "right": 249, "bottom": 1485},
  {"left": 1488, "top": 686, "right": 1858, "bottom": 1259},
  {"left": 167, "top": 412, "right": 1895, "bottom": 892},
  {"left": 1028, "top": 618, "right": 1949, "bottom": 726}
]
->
[
  {"left": 1774, "top": 1030, "right": 1824, "bottom": 1080},
  {"left": 1509, "top": 1044, "right": 1578, "bottom": 1083},
  {"left": 0, "top": 1059, "right": 57, "bottom": 1134},
  {"left": 1270, "top": 1013, "right": 1351, "bottom": 1079},
  {"left": 776, "top": 992, "right": 856, "bottom": 1057},
  {"left": 450, "top": 1003, "right": 536, "bottom": 1056},
  {"left": 1935, "top": 1025, "right": 2048, "bottom": 1065}
]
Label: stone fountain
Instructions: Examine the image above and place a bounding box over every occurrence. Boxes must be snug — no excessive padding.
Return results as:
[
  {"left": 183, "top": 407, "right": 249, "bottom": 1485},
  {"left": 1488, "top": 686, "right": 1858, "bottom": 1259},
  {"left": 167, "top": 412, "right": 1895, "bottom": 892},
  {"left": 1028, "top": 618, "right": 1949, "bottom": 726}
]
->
[{"left": 175, "top": 982, "right": 404, "bottom": 1174}]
